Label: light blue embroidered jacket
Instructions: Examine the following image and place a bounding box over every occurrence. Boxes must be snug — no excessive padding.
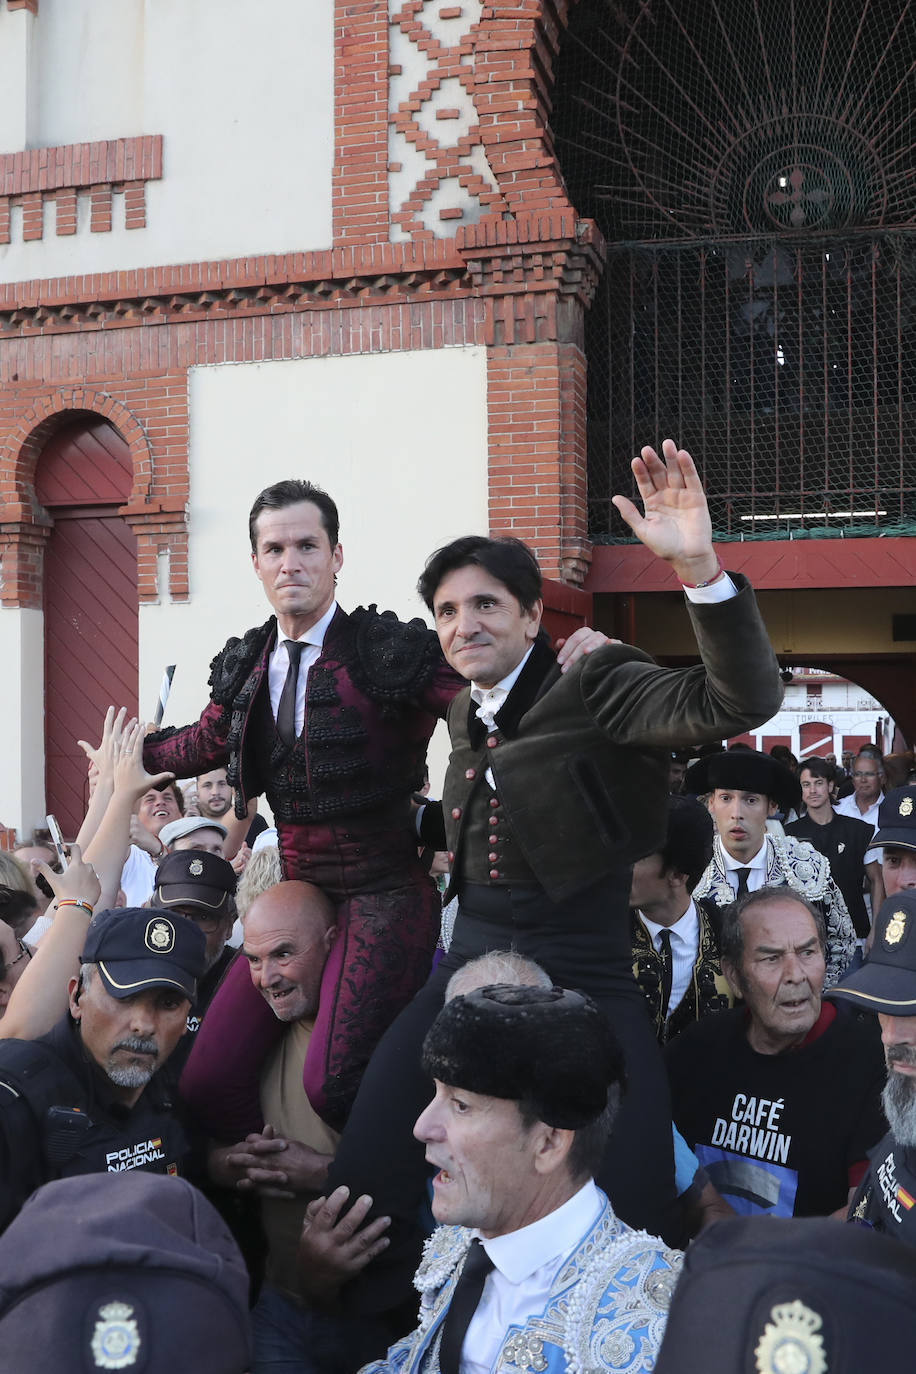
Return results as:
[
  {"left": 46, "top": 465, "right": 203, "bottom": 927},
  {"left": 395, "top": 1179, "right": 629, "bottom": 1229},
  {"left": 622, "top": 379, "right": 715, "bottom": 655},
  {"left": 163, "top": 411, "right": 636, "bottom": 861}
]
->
[{"left": 359, "top": 1192, "right": 681, "bottom": 1374}]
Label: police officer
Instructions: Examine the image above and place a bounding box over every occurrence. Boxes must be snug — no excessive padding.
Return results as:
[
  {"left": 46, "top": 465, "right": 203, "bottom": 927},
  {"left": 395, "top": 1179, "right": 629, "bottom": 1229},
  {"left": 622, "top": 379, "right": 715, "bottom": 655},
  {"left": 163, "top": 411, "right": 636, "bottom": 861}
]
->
[
  {"left": 151, "top": 848, "right": 238, "bottom": 1071},
  {"left": 829, "top": 887, "right": 916, "bottom": 1241},
  {"left": 0, "top": 907, "right": 205, "bottom": 1233}
]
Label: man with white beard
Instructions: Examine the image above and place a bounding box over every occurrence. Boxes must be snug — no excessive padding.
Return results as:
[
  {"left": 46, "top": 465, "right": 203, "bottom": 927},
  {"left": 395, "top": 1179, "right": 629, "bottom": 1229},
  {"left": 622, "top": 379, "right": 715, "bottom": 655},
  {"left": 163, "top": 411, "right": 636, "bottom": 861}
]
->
[{"left": 829, "top": 889, "right": 916, "bottom": 1239}]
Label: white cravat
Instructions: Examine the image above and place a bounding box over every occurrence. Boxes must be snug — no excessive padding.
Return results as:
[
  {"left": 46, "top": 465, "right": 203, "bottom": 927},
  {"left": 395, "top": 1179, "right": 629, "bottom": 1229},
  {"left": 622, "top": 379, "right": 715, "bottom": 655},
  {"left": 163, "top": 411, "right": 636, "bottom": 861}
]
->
[
  {"left": 469, "top": 647, "right": 534, "bottom": 787},
  {"left": 267, "top": 601, "right": 338, "bottom": 737},
  {"left": 469, "top": 684, "right": 509, "bottom": 733}
]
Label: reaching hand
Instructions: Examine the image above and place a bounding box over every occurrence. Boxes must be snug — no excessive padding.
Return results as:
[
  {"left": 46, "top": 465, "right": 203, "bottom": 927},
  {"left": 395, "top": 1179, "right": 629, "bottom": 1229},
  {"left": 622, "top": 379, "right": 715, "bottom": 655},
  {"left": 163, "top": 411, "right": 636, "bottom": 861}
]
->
[
  {"left": 37, "top": 842, "right": 101, "bottom": 910},
  {"left": 298, "top": 1186, "right": 391, "bottom": 1304},
  {"left": 77, "top": 706, "right": 135, "bottom": 782},
  {"left": 554, "top": 626, "right": 619, "bottom": 673},
  {"left": 114, "top": 720, "right": 174, "bottom": 802},
  {"left": 611, "top": 440, "right": 720, "bottom": 585}
]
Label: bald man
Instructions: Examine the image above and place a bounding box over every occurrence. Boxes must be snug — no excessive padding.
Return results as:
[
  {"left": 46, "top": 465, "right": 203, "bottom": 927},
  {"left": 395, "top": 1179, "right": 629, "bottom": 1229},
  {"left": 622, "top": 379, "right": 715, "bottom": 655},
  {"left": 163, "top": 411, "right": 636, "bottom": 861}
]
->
[{"left": 182, "top": 880, "right": 353, "bottom": 1371}]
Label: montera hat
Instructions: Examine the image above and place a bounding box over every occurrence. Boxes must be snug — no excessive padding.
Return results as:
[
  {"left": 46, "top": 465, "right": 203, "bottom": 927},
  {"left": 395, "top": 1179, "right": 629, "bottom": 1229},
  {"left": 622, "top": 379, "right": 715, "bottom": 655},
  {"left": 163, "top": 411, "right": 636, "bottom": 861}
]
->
[
  {"left": 0, "top": 1172, "right": 252, "bottom": 1373},
  {"left": 158, "top": 815, "right": 228, "bottom": 848},
  {"left": 685, "top": 749, "right": 802, "bottom": 815},
  {"left": 153, "top": 849, "right": 237, "bottom": 913},
  {"left": 871, "top": 786, "right": 916, "bottom": 853},
  {"left": 80, "top": 908, "right": 206, "bottom": 1003},
  {"left": 654, "top": 1215, "right": 916, "bottom": 1374},
  {"left": 421, "top": 984, "right": 624, "bottom": 1129},
  {"left": 827, "top": 890, "right": 916, "bottom": 1016}
]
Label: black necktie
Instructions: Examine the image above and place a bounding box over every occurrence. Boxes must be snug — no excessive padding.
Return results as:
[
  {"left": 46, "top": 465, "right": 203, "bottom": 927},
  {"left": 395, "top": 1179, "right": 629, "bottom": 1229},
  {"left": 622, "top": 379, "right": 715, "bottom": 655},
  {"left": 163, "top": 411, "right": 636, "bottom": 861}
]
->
[
  {"left": 439, "top": 1239, "right": 494, "bottom": 1374},
  {"left": 735, "top": 868, "right": 752, "bottom": 900},
  {"left": 277, "top": 640, "right": 304, "bottom": 749},
  {"left": 658, "top": 928, "right": 673, "bottom": 1018}
]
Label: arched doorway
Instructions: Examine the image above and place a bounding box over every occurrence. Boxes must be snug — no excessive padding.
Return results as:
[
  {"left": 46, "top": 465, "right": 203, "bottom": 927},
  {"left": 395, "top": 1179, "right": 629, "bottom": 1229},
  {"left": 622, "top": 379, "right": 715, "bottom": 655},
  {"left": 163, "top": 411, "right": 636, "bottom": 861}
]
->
[{"left": 36, "top": 416, "right": 139, "bottom": 837}]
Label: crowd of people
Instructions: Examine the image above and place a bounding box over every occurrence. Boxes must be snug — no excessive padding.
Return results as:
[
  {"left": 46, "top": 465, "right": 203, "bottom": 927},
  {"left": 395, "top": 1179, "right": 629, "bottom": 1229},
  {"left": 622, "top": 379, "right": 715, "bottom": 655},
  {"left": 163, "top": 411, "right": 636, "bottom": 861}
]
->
[{"left": 0, "top": 443, "right": 913, "bottom": 1372}]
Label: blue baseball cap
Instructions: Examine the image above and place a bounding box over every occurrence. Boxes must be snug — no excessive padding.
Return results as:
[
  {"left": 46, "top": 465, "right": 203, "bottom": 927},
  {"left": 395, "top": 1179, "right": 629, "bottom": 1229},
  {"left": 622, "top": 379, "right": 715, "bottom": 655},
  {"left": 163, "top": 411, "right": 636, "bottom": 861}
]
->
[{"left": 80, "top": 908, "right": 206, "bottom": 1003}]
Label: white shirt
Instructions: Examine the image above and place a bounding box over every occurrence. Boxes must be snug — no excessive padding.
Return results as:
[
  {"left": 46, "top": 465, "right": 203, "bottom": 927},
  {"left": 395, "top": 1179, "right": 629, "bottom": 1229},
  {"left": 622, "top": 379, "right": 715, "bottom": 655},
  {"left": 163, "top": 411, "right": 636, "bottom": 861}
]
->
[
  {"left": 119, "top": 843, "right": 157, "bottom": 907},
  {"left": 639, "top": 899, "right": 700, "bottom": 1018},
  {"left": 470, "top": 647, "right": 534, "bottom": 788},
  {"left": 462, "top": 1182, "right": 603, "bottom": 1374},
  {"left": 267, "top": 601, "right": 338, "bottom": 739},
  {"left": 720, "top": 838, "right": 769, "bottom": 895},
  {"left": 835, "top": 790, "right": 883, "bottom": 865}
]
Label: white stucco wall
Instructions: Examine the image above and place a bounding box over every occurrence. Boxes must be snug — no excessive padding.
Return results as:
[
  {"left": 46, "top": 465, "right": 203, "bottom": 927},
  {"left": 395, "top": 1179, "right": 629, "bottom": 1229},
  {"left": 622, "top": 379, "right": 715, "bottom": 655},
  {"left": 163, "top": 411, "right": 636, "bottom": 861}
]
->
[
  {"left": 0, "top": 608, "right": 45, "bottom": 834},
  {"left": 138, "top": 346, "right": 490, "bottom": 795},
  {"left": 0, "top": 0, "right": 334, "bottom": 282}
]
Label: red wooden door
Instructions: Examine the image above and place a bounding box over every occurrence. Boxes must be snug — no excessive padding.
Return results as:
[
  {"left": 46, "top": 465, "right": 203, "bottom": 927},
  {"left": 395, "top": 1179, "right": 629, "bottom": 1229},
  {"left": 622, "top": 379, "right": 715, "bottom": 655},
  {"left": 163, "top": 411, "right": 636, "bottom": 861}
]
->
[
  {"left": 799, "top": 721, "right": 833, "bottom": 759},
  {"left": 37, "top": 419, "right": 139, "bottom": 837}
]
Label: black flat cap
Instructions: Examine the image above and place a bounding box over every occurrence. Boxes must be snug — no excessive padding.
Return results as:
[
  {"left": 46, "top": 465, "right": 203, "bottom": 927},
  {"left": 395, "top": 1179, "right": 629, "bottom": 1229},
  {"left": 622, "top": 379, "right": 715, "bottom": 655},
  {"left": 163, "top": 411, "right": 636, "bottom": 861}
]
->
[
  {"left": 422, "top": 984, "right": 624, "bottom": 1128},
  {"left": 686, "top": 749, "right": 801, "bottom": 815}
]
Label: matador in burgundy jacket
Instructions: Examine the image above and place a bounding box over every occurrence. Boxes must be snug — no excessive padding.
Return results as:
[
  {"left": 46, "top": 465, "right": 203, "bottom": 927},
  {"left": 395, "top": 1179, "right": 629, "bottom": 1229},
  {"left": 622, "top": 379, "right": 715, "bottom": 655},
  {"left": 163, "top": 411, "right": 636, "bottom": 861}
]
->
[{"left": 145, "top": 603, "right": 461, "bottom": 1129}]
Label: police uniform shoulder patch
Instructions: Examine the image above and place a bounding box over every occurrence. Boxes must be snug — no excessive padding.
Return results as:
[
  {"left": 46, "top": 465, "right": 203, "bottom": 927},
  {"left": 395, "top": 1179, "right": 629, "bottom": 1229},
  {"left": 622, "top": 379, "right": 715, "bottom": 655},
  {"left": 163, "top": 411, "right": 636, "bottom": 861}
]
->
[
  {"left": 90, "top": 1300, "right": 142, "bottom": 1369},
  {"left": 900, "top": 796, "right": 913, "bottom": 817},
  {"left": 144, "top": 917, "right": 175, "bottom": 954},
  {"left": 885, "top": 912, "right": 908, "bottom": 948},
  {"left": 754, "top": 1299, "right": 827, "bottom": 1374},
  {"left": 188, "top": 858, "right": 203, "bottom": 877}
]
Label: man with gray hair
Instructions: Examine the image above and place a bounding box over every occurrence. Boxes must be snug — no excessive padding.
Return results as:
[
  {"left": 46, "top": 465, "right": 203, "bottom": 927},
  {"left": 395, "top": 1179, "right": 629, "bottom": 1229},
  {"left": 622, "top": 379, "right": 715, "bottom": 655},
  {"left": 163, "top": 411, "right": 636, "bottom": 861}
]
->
[
  {"left": 666, "top": 885, "right": 886, "bottom": 1218},
  {"left": 0, "top": 907, "right": 205, "bottom": 1233},
  {"left": 828, "top": 889, "right": 916, "bottom": 1241}
]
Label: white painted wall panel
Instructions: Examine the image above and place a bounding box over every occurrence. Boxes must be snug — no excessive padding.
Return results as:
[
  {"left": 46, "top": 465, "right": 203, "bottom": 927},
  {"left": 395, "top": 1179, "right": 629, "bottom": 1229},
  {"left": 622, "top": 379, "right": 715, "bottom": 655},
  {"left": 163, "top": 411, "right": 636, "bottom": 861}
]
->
[
  {"left": 0, "top": 0, "right": 334, "bottom": 282},
  {"left": 0, "top": 609, "right": 45, "bottom": 837}
]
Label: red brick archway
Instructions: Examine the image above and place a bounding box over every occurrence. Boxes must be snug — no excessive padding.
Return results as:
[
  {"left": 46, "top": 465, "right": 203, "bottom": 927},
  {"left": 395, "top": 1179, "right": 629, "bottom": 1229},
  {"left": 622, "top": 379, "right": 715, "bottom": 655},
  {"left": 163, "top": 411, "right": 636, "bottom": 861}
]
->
[{"left": 0, "top": 391, "right": 185, "bottom": 609}]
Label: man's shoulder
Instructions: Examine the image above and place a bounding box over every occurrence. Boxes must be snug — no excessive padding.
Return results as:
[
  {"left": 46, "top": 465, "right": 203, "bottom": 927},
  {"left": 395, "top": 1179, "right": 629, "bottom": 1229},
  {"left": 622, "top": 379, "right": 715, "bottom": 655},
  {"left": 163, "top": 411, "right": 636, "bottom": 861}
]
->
[
  {"left": 342, "top": 604, "right": 449, "bottom": 704},
  {"left": 774, "top": 832, "right": 831, "bottom": 879},
  {"left": 0, "top": 1022, "right": 86, "bottom": 1116},
  {"left": 785, "top": 814, "right": 817, "bottom": 841},
  {"left": 559, "top": 1204, "right": 681, "bottom": 1362},
  {"left": 666, "top": 1005, "right": 745, "bottom": 1062},
  {"left": 208, "top": 618, "right": 277, "bottom": 705},
  {"left": 831, "top": 811, "right": 875, "bottom": 841}
]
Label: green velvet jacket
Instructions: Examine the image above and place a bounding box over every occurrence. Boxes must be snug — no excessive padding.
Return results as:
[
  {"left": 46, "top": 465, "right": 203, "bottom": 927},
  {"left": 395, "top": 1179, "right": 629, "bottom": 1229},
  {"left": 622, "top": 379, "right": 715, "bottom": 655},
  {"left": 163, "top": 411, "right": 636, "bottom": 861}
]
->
[{"left": 440, "top": 574, "right": 782, "bottom": 903}]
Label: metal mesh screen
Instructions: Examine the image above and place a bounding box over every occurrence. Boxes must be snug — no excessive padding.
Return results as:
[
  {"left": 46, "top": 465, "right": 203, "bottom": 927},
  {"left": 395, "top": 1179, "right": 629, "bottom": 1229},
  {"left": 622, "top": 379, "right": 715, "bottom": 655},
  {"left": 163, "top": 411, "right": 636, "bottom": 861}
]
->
[{"left": 550, "top": 0, "right": 916, "bottom": 541}]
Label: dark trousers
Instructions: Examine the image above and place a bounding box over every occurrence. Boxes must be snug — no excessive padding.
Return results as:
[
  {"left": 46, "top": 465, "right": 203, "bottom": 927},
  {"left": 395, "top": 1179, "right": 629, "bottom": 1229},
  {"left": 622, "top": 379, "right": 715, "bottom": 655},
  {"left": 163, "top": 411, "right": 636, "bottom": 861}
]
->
[{"left": 327, "top": 875, "right": 683, "bottom": 1318}]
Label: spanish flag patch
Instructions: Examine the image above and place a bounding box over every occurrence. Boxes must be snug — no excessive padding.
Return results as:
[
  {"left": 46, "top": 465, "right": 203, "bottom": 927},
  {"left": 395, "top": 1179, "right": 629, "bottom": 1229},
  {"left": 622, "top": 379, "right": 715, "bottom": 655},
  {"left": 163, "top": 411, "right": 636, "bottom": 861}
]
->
[{"left": 897, "top": 1186, "right": 915, "bottom": 1210}]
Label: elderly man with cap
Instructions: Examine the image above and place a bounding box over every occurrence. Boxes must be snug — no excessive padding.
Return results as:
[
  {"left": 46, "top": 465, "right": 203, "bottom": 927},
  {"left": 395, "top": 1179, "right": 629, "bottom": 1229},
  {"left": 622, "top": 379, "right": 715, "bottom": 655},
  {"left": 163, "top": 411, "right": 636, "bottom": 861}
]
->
[
  {"left": 689, "top": 748, "right": 855, "bottom": 986},
  {"left": 828, "top": 885, "right": 916, "bottom": 1241},
  {"left": 351, "top": 984, "right": 681, "bottom": 1374},
  {"left": 159, "top": 813, "right": 230, "bottom": 858},
  {"left": 0, "top": 907, "right": 205, "bottom": 1234}
]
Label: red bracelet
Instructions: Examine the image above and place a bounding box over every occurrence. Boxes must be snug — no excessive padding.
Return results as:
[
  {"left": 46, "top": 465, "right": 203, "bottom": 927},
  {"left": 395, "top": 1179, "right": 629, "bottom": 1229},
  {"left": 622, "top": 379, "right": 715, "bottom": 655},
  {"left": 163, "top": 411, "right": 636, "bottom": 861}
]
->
[{"left": 679, "top": 559, "right": 724, "bottom": 589}]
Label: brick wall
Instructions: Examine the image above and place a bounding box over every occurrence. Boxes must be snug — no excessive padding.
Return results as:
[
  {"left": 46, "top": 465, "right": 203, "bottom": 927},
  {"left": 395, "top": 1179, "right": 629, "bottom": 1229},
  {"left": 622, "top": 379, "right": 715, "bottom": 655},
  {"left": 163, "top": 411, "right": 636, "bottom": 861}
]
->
[{"left": 0, "top": 0, "right": 603, "bottom": 608}]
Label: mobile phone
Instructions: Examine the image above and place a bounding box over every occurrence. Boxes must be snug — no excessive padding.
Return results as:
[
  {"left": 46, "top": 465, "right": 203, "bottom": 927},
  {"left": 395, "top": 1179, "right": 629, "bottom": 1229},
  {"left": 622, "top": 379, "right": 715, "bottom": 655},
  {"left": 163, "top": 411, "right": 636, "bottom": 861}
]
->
[{"left": 45, "top": 814, "right": 69, "bottom": 871}]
